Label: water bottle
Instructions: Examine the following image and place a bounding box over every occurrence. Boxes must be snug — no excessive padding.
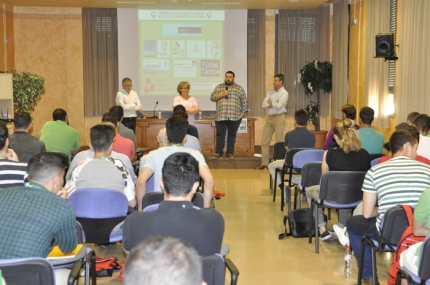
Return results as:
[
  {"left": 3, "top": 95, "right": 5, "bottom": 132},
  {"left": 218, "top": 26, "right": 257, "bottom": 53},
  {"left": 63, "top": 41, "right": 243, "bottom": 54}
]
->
[
  {"left": 158, "top": 110, "right": 162, "bottom": 119},
  {"left": 344, "top": 245, "right": 352, "bottom": 275},
  {"left": 198, "top": 111, "right": 202, "bottom": 120}
]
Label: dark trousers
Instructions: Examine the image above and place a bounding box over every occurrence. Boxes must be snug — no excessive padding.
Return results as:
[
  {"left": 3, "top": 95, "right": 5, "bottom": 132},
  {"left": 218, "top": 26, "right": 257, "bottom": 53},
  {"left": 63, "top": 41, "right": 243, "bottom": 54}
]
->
[
  {"left": 215, "top": 119, "right": 242, "bottom": 156},
  {"left": 122, "top": 117, "right": 137, "bottom": 133}
]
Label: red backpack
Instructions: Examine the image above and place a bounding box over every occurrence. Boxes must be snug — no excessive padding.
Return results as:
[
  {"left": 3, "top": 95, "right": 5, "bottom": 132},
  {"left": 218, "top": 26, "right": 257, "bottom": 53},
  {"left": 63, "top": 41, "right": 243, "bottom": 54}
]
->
[{"left": 387, "top": 205, "right": 425, "bottom": 285}]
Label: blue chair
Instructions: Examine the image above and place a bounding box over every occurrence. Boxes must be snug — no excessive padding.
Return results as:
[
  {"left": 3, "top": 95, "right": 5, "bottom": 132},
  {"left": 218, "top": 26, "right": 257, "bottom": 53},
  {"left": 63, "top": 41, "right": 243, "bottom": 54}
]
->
[
  {"left": 309, "top": 171, "right": 366, "bottom": 253},
  {"left": 370, "top": 158, "right": 380, "bottom": 167},
  {"left": 397, "top": 236, "right": 430, "bottom": 285},
  {"left": 68, "top": 188, "right": 128, "bottom": 244}
]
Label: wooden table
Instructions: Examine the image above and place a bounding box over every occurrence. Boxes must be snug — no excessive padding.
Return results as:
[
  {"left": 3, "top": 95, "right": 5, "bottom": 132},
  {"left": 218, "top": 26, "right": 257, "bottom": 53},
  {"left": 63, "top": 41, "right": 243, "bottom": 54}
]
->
[{"left": 136, "top": 118, "right": 256, "bottom": 156}]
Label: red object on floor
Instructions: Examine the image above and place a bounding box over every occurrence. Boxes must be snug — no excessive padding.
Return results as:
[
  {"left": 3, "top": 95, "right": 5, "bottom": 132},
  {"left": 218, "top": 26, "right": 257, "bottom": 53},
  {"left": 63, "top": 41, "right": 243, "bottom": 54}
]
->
[{"left": 214, "top": 190, "right": 225, "bottom": 197}]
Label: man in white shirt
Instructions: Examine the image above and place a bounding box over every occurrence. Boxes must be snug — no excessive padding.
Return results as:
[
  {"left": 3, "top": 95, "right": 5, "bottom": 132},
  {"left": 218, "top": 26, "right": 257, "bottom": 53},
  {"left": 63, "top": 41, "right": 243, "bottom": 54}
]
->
[
  {"left": 255, "top": 74, "right": 289, "bottom": 170},
  {"left": 116, "top": 78, "right": 142, "bottom": 133}
]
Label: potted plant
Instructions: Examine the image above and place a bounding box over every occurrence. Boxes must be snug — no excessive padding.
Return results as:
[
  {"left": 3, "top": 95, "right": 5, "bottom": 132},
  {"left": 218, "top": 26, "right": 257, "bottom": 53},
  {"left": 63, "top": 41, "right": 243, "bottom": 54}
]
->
[
  {"left": 9, "top": 70, "right": 45, "bottom": 113},
  {"left": 298, "top": 60, "right": 332, "bottom": 131}
]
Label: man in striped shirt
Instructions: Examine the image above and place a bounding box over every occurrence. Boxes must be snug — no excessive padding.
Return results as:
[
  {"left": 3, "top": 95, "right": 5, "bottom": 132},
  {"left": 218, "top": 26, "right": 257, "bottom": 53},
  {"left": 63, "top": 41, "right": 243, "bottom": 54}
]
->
[
  {"left": 0, "top": 121, "right": 28, "bottom": 189},
  {"left": 210, "top": 71, "right": 247, "bottom": 159},
  {"left": 346, "top": 129, "right": 430, "bottom": 285}
]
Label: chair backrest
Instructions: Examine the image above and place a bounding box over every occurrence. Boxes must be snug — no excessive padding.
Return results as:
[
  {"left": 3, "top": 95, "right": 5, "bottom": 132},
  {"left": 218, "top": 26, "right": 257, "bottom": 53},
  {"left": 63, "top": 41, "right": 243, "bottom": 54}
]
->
[
  {"left": 285, "top": 148, "right": 314, "bottom": 166},
  {"left": 201, "top": 255, "right": 226, "bottom": 285},
  {"left": 141, "top": 192, "right": 205, "bottom": 210},
  {"left": 418, "top": 236, "right": 430, "bottom": 281},
  {"left": 273, "top": 142, "right": 286, "bottom": 161},
  {"left": 369, "top": 153, "right": 385, "bottom": 162},
  {"left": 300, "top": 162, "right": 322, "bottom": 188},
  {"left": 370, "top": 157, "right": 380, "bottom": 167},
  {"left": 319, "top": 171, "right": 366, "bottom": 204},
  {"left": 68, "top": 188, "right": 128, "bottom": 218},
  {"left": 146, "top": 174, "right": 155, "bottom": 193},
  {"left": 292, "top": 149, "right": 325, "bottom": 173},
  {"left": 379, "top": 205, "right": 411, "bottom": 246},
  {"left": 0, "top": 258, "right": 55, "bottom": 285}
]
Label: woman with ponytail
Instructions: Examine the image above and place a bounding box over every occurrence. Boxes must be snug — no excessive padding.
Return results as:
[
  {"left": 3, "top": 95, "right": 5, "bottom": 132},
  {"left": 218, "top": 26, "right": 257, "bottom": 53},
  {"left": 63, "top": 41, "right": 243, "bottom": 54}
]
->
[{"left": 306, "top": 118, "right": 370, "bottom": 241}]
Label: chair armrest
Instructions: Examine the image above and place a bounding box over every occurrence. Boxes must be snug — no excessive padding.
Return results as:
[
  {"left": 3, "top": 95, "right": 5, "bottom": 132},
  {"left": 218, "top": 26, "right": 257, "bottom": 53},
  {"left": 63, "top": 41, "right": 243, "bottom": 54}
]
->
[
  {"left": 225, "top": 258, "right": 239, "bottom": 285},
  {"left": 67, "top": 260, "right": 83, "bottom": 285}
]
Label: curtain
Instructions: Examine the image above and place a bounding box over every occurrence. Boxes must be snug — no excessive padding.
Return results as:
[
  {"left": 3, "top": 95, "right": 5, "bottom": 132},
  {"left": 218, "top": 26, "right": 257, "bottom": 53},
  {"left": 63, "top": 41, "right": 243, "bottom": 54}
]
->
[
  {"left": 247, "top": 10, "right": 266, "bottom": 117},
  {"left": 276, "top": 7, "right": 330, "bottom": 116},
  {"left": 364, "top": 0, "right": 390, "bottom": 128},
  {"left": 82, "top": 8, "right": 119, "bottom": 117},
  {"left": 396, "top": 0, "right": 430, "bottom": 122},
  {"left": 332, "top": 0, "right": 349, "bottom": 120}
]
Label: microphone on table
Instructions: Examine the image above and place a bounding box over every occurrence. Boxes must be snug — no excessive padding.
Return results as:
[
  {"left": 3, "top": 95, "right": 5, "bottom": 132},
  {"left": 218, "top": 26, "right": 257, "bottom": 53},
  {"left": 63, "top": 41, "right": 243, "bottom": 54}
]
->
[{"left": 152, "top": 101, "right": 159, "bottom": 119}]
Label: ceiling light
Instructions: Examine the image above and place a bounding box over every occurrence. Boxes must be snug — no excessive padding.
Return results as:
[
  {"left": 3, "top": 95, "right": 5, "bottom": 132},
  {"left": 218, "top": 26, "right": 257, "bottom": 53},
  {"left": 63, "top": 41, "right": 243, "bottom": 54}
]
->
[
  {"left": 202, "top": 2, "right": 241, "bottom": 4},
  {"left": 116, "top": 1, "right": 156, "bottom": 3},
  {"left": 289, "top": 0, "right": 299, "bottom": 2}
]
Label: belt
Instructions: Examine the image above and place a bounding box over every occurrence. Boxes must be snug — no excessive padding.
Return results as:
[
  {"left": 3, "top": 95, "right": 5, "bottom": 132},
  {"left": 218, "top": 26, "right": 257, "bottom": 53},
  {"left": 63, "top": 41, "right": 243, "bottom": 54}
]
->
[
  {"left": 123, "top": 117, "right": 137, "bottom": 121},
  {"left": 268, "top": 113, "right": 285, "bottom": 117}
]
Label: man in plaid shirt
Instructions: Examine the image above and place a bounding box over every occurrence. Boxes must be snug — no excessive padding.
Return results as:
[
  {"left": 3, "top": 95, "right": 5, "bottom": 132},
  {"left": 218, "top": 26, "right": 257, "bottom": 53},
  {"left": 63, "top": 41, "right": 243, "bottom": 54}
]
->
[{"left": 210, "top": 71, "right": 247, "bottom": 159}]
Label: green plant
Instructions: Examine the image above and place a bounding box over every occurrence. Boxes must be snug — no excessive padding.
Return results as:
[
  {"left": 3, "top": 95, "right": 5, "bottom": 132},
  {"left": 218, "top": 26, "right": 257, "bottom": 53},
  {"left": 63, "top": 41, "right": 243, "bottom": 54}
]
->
[
  {"left": 9, "top": 71, "right": 45, "bottom": 113},
  {"left": 299, "top": 60, "right": 332, "bottom": 131}
]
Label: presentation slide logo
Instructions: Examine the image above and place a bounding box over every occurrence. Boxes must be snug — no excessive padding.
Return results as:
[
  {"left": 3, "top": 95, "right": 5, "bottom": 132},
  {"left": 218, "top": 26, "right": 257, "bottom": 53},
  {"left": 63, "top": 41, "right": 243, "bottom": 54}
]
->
[
  {"left": 187, "top": 40, "right": 206, "bottom": 58},
  {"left": 143, "top": 40, "right": 157, "bottom": 56},
  {"left": 158, "top": 40, "right": 171, "bottom": 58},
  {"left": 201, "top": 60, "right": 220, "bottom": 77},
  {"left": 172, "top": 41, "right": 186, "bottom": 58},
  {"left": 208, "top": 41, "right": 220, "bottom": 58}
]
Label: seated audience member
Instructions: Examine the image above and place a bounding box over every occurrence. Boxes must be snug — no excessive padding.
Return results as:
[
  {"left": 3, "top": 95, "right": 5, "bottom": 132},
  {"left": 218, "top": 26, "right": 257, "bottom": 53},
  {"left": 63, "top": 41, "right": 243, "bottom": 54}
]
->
[
  {"left": 323, "top": 104, "right": 360, "bottom": 150},
  {"left": 102, "top": 112, "right": 136, "bottom": 161},
  {"left": 0, "top": 121, "right": 28, "bottom": 188},
  {"left": 267, "top": 109, "right": 315, "bottom": 184},
  {"left": 400, "top": 188, "right": 430, "bottom": 277},
  {"left": 39, "top": 108, "right": 80, "bottom": 161},
  {"left": 66, "top": 123, "right": 136, "bottom": 208},
  {"left": 307, "top": 119, "right": 370, "bottom": 241},
  {"left": 109, "top": 105, "right": 137, "bottom": 150},
  {"left": 136, "top": 115, "right": 214, "bottom": 210},
  {"left": 406, "top": 111, "right": 420, "bottom": 126},
  {"left": 124, "top": 152, "right": 223, "bottom": 256},
  {"left": 345, "top": 129, "right": 430, "bottom": 285},
  {"left": 0, "top": 152, "right": 77, "bottom": 284},
  {"left": 357, "top": 107, "right": 384, "bottom": 154},
  {"left": 124, "top": 236, "right": 206, "bottom": 285},
  {"left": 9, "top": 112, "right": 46, "bottom": 162},
  {"left": 173, "top": 104, "right": 199, "bottom": 138},
  {"left": 413, "top": 114, "right": 430, "bottom": 160},
  {"left": 157, "top": 111, "right": 202, "bottom": 152}
]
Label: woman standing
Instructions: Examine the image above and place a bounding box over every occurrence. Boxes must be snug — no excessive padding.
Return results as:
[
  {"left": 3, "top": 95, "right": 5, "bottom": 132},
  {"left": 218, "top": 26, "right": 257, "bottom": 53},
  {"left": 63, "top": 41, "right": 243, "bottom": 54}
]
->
[{"left": 173, "top": 81, "right": 199, "bottom": 124}]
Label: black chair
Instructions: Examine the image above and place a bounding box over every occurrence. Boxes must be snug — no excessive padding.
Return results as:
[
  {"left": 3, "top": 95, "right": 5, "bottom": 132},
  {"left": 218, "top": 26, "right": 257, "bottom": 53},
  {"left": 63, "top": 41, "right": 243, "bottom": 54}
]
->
[
  {"left": 295, "top": 162, "right": 322, "bottom": 209},
  {"left": 368, "top": 153, "right": 385, "bottom": 162},
  {"left": 357, "top": 205, "right": 411, "bottom": 285},
  {"left": 278, "top": 147, "right": 313, "bottom": 211},
  {"left": 141, "top": 192, "right": 205, "bottom": 210},
  {"left": 397, "top": 236, "right": 430, "bottom": 285},
  {"left": 270, "top": 142, "right": 286, "bottom": 195},
  {"left": 202, "top": 254, "right": 239, "bottom": 285},
  {"left": 309, "top": 171, "right": 366, "bottom": 253}
]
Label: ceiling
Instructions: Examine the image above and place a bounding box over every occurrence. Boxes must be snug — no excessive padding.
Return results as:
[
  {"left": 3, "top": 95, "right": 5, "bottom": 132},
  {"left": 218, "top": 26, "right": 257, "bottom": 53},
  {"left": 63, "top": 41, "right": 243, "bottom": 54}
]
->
[{"left": 1, "top": 0, "right": 330, "bottom": 11}]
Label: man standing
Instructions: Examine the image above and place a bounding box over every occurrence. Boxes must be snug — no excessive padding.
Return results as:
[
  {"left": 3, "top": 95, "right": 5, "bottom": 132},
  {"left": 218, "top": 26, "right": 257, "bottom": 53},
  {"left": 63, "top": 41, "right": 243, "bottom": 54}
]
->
[
  {"left": 210, "top": 71, "right": 247, "bottom": 159},
  {"left": 9, "top": 112, "right": 46, "bottom": 163},
  {"left": 116, "top": 78, "right": 142, "bottom": 133},
  {"left": 39, "top": 108, "right": 80, "bottom": 161},
  {"left": 255, "top": 74, "right": 288, "bottom": 169}
]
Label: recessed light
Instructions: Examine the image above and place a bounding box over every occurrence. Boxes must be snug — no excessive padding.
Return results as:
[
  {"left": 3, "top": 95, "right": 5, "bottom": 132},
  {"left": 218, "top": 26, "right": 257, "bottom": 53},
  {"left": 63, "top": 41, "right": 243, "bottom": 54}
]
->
[
  {"left": 289, "top": 0, "right": 299, "bottom": 2},
  {"left": 202, "top": 2, "right": 240, "bottom": 4}
]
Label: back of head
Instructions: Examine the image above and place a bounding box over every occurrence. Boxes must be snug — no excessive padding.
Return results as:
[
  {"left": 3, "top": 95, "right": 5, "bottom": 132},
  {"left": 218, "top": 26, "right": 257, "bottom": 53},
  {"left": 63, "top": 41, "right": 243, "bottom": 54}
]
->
[
  {"left": 124, "top": 236, "right": 202, "bottom": 285},
  {"left": 389, "top": 129, "right": 418, "bottom": 154},
  {"left": 173, "top": 110, "right": 188, "bottom": 120},
  {"left": 407, "top": 111, "right": 420, "bottom": 124},
  {"left": 294, "top": 109, "right": 309, "bottom": 126},
  {"left": 333, "top": 118, "right": 361, "bottom": 153},
  {"left": 52, "top": 108, "right": 67, "bottom": 121},
  {"left": 166, "top": 115, "right": 189, "bottom": 144},
  {"left": 413, "top": 114, "right": 430, "bottom": 135},
  {"left": 102, "top": 112, "right": 119, "bottom": 126},
  {"left": 359, "top": 107, "right": 375, "bottom": 125},
  {"left": 162, "top": 152, "right": 200, "bottom": 196},
  {"left": 0, "top": 121, "right": 8, "bottom": 150},
  {"left": 395, "top": 123, "right": 420, "bottom": 141},
  {"left": 109, "top": 106, "right": 124, "bottom": 122},
  {"left": 90, "top": 123, "right": 115, "bottom": 152},
  {"left": 28, "top": 152, "right": 69, "bottom": 184},
  {"left": 341, "top": 104, "right": 357, "bottom": 120},
  {"left": 173, "top": 104, "right": 186, "bottom": 113},
  {"left": 13, "top": 112, "right": 32, "bottom": 129}
]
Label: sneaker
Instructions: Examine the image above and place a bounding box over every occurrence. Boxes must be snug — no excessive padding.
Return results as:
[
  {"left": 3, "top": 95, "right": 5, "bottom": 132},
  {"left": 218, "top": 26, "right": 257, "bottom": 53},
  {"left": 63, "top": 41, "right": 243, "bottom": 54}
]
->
[
  {"left": 212, "top": 154, "right": 222, "bottom": 160},
  {"left": 330, "top": 231, "right": 338, "bottom": 240},
  {"left": 319, "top": 230, "right": 332, "bottom": 241},
  {"left": 333, "top": 224, "right": 349, "bottom": 246},
  {"left": 227, "top": 153, "right": 234, "bottom": 159}
]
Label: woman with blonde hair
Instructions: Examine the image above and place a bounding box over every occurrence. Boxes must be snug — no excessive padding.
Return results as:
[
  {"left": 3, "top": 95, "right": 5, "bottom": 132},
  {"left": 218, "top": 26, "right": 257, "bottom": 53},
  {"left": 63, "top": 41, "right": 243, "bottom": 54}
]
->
[
  {"left": 173, "top": 81, "right": 199, "bottom": 124},
  {"left": 306, "top": 118, "right": 370, "bottom": 241}
]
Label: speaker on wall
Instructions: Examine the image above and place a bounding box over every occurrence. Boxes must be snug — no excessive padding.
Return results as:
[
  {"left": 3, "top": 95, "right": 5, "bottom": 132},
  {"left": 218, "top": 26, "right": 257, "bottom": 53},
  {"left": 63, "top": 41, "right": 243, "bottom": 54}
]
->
[{"left": 375, "top": 33, "right": 395, "bottom": 58}]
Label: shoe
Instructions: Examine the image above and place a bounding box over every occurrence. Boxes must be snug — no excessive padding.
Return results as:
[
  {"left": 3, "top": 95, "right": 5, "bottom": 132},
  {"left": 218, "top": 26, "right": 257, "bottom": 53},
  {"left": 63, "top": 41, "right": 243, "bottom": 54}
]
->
[
  {"left": 319, "top": 230, "right": 332, "bottom": 241},
  {"left": 227, "top": 153, "right": 234, "bottom": 159},
  {"left": 330, "top": 231, "right": 338, "bottom": 240},
  {"left": 362, "top": 279, "right": 380, "bottom": 285},
  {"left": 212, "top": 154, "right": 223, "bottom": 160},
  {"left": 333, "top": 224, "right": 349, "bottom": 246},
  {"left": 254, "top": 164, "right": 268, "bottom": 170}
]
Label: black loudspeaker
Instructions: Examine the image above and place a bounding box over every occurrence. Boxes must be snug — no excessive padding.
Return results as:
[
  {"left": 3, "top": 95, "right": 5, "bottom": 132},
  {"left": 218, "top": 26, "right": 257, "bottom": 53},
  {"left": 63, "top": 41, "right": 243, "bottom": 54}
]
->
[{"left": 375, "top": 33, "right": 394, "bottom": 58}]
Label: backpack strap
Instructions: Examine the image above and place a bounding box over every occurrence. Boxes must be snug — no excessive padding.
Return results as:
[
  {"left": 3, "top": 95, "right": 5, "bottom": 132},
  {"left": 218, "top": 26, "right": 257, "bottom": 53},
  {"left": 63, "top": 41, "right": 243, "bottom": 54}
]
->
[{"left": 401, "top": 204, "right": 414, "bottom": 227}]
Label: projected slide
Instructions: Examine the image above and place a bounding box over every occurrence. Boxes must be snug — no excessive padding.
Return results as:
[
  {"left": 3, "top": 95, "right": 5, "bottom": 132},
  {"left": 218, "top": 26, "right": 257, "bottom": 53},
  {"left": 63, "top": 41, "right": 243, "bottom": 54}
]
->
[{"left": 138, "top": 10, "right": 225, "bottom": 97}]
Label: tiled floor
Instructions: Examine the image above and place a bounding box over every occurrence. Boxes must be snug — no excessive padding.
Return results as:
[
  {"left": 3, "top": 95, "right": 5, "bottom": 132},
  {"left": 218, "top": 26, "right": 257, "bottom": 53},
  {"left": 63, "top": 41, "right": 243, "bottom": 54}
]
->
[{"left": 85, "top": 169, "right": 391, "bottom": 285}]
